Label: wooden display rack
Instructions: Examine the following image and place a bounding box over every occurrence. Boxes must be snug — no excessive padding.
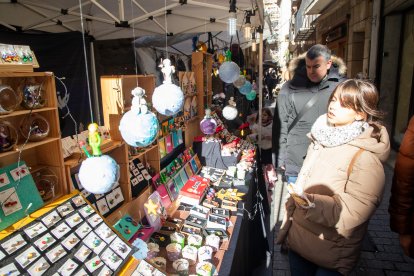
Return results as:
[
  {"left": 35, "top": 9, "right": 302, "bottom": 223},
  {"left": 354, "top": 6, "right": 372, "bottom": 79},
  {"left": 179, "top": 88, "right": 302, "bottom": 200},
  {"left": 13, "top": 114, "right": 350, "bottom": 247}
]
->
[
  {"left": 192, "top": 52, "right": 213, "bottom": 118},
  {"left": 0, "top": 71, "right": 67, "bottom": 200}
]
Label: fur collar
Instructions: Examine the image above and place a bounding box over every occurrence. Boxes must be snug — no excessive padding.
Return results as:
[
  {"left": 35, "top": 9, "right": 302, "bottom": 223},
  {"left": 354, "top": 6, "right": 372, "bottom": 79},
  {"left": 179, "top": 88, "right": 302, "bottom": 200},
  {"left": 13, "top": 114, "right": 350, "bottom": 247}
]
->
[
  {"left": 311, "top": 114, "right": 369, "bottom": 147},
  {"left": 287, "top": 52, "right": 347, "bottom": 88}
]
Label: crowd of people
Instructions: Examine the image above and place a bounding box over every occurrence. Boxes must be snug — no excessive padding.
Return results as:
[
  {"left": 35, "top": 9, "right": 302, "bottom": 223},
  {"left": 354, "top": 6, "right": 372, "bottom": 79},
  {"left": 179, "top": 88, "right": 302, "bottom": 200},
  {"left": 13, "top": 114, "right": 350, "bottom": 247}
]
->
[{"left": 244, "top": 44, "right": 413, "bottom": 275}]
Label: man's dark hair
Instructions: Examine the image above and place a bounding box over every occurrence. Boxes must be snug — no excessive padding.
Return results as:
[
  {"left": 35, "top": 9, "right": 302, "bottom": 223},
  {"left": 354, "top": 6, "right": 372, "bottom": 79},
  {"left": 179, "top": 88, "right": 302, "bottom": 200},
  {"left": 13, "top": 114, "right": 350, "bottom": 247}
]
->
[{"left": 306, "top": 44, "right": 331, "bottom": 61}]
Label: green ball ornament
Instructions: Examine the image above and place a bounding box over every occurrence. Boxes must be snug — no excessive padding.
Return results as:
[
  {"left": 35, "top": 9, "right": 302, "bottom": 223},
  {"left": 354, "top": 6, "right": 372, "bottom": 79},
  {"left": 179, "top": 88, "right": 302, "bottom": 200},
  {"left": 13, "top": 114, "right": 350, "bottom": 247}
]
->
[{"left": 246, "top": 90, "right": 257, "bottom": 101}]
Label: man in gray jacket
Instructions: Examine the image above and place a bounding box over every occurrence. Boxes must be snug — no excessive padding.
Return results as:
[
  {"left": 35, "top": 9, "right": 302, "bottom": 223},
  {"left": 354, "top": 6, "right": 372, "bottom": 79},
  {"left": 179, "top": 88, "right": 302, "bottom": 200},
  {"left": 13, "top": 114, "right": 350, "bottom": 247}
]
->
[{"left": 273, "top": 44, "right": 347, "bottom": 184}]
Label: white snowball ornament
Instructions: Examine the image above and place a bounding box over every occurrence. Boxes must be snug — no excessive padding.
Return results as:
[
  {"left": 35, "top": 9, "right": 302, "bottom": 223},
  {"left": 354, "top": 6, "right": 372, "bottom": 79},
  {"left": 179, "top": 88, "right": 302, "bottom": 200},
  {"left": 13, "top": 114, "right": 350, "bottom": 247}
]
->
[
  {"left": 222, "top": 97, "right": 238, "bottom": 120},
  {"left": 152, "top": 59, "right": 184, "bottom": 116},
  {"left": 119, "top": 87, "right": 159, "bottom": 147},
  {"left": 78, "top": 155, "right": 120, "bottom": 194}
]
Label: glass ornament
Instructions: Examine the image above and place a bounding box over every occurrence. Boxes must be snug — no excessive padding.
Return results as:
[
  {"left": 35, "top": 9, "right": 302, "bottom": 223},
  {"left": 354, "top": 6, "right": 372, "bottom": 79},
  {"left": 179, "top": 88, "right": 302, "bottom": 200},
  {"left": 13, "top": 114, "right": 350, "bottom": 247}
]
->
[
  {"left": 246, "top": 90, "right": 257, "bottom": 101},
  {"left": 33, "top": 167, "right": 57, "bottom": 202},
  {"left": 21, "top": 83, "right": 47, "bottom": 109},
  {"left": 233, "top": 75, "right": 246, "bottom": 88},
  {"left": 200, "top": 109, "right": 217, "bottom": 135},
  {"left": 0, "top": 120, "right": 18, "bottom": 153},
  {"left": 0, "top": 85, "right": 21, "bottom": 115},
  {"left": 20, "top": 113, "right": 49, "bottom": 142},
  {"left": 152, "top": 59, "right": 184, "bottom": 116},
  {"left": 219, "top": 50, "right": 240, "bottom": 84},
  {"left": 219, "top": 62, "right": 240, "bottom": 84},
  {"left": 120, "top": 87, "right": 159, "bottom": 147},
  {"left": 239, "top": 81, "right": 252, "bottom": 95}
]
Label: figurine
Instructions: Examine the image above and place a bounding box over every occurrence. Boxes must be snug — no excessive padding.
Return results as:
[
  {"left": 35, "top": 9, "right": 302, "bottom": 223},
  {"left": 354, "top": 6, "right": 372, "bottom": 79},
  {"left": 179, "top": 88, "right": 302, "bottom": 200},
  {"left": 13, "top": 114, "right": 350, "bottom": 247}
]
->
[
  {"left": 159, "top": 58, "right": 175, "bottom": 84},
  {"left": 88, "top": 123, "right": 102, "bottom": 156},
  {"left": 131, "top": 87, "right": 148, "bottom": 114}
]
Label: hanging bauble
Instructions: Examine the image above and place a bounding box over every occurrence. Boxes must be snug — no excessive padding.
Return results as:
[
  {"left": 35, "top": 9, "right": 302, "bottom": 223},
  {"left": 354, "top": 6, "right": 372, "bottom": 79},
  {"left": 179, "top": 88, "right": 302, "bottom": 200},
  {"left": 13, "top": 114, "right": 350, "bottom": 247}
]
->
[
  {"left": 120, "top": 111, "right": 159, "bottom": 147},
  {"left": 218, "top": 53, "right": 225, "bottom": 64},
  {"left": 239, "top": 81, "right": 252, "bottom": 95},
  {"left": 200, "top": 109, "right": 217, "bottom": 135},
  {"left": 233, "top": 75, "right": 246, "bottom": 88},
  {"left": 152, "top": 59, "right": 184, "bottom": 116},
  {"left": 120, "top": 87, "right": 159, "bottom": 147},
  {"left": 222, "top": 97, "right": 238, "bottom": 120},
  {"left": 78, "top": 124, "right": 120, "bottom": 194},
  {"left": 222, "top": 105, "right": 238, "bottom": 121},
  {"left": 218, "top": 50, "right": 240, "bottom": 84},
  {"left": 78, "top": 155, "right": 120, "bottom": 194},
  {"left": 246, "top": 90, "right": 257, "bottom": 101}
]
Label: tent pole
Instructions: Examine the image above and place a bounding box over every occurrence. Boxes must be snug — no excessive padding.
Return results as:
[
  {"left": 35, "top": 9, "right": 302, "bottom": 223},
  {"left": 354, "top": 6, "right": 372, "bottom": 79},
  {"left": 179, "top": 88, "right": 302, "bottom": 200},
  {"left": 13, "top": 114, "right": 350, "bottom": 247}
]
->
[
  {"left": 258, "top": 31, "right": 263, "bottom": 157},
  {"left": 90, "top": 41, "right": 101, "bottom": 125}
]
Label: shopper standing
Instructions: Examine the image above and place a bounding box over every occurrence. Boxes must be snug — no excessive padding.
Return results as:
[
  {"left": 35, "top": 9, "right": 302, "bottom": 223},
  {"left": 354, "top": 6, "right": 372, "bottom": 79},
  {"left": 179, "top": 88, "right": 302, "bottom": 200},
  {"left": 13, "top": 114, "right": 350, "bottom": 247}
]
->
[
  {"left": 389, "top": 115, "right": 414, "bottom": 258},
  {"left": 274, "top": 44, "right": 347, "bottom": 184},
  {"left": 277, "top": 79, "right": 390, "bottom": 275}
]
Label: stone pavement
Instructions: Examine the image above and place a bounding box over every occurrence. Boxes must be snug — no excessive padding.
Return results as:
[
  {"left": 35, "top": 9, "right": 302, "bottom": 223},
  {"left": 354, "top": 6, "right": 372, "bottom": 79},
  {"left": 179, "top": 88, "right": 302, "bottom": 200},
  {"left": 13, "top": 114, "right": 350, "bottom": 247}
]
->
[{"left": 270, "top": 151, "right": 414, "bottom": 275}]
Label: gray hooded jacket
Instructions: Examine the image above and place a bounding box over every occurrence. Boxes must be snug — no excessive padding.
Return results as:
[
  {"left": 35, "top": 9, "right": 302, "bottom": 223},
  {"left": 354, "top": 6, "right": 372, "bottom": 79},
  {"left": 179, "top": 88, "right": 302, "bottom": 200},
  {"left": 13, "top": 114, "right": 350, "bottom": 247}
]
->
[{"left": 274, "top": 53, "right": 347, "bottom": 176}]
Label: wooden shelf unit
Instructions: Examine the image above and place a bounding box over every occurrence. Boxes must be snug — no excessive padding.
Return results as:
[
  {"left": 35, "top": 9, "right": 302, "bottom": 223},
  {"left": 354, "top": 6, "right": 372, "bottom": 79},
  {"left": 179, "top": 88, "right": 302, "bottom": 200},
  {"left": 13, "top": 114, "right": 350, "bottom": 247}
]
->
[
  {"left": 100, "top": 75, "right": 156, "bottom": 128},
  {"left": 192, "top": 52, "right": 213, "bottom": 118},
  {"left": 0, "top": 71, "right": 67, "bottom": 200}
]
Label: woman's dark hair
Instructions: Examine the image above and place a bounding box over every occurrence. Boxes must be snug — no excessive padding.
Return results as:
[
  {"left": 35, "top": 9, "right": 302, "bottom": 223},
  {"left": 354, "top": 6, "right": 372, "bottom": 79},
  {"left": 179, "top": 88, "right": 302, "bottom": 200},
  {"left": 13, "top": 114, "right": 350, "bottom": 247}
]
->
[
  {"left": 329, "top": 79, "right": 384, "bottom": 140},
  {"left": 256, "top": 108, "right": 273, "bottom": 123}
]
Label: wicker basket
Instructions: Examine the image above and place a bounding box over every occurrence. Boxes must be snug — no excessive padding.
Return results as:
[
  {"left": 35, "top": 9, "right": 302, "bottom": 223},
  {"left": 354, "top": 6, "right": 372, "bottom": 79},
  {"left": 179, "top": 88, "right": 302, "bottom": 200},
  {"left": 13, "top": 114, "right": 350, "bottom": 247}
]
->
[
  {"left": 0, "top": 85, "right": 21, "bottom": 115},
  {"left": 20, "top": 113, "right": 50, "bottom": 142},
  {"left": 0, "top": 120, "right": 18, "bottom": 152}
]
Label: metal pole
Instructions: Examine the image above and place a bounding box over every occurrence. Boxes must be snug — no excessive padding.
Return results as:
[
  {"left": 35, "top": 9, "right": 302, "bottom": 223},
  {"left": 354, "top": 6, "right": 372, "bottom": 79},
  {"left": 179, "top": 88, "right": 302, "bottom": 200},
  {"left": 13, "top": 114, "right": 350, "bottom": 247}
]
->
[
  {"left": 258, "top": 31, "right": 263, "bottom": 155},
  {"left": 90, "top": 41, "right": 101, "bottom": 125}
]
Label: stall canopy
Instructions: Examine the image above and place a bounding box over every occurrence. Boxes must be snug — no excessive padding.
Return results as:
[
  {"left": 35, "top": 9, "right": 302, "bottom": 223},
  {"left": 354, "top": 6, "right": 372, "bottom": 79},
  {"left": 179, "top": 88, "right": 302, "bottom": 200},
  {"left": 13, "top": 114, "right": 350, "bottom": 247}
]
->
[{"left": 0, "top": 0, "right": 263, "bottom": 43}]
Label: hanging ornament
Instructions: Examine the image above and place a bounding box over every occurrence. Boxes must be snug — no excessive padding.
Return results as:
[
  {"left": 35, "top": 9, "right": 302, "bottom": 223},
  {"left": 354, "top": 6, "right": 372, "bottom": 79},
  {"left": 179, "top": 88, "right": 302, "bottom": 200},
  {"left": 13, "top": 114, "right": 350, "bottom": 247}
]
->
[
  {"left": 218, "top": 50, "right": 240, "bottom": 84},
  {"left": 152, "top": 59, "right": 184, "bottom": 116},
  {"left": 78, "top": 123, "right": 120, "bottom": 194},
  {"left": 222, "top": 97, "right": 238, "bottom": 121},
  {"left": 239, "top": 80, "right": 252, "bottom": 95},
  {"left": 200, "top": 109, "right": 217, "bottom": 135},
  {"left": 246, "top": 90, "right": 257, "bottom": 101},
  {"left": 119, "top": 87, "right": 159, "bottom": 147},
  {"left": 233, "top": 75, "right": 246, "bottom": 88}
]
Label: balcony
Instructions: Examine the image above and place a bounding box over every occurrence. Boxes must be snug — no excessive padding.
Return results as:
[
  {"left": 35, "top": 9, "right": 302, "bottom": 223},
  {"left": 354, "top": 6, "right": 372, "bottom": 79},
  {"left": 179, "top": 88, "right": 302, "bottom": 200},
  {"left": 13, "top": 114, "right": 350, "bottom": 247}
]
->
[
  {"left": 305, "top": 0, "right": 335, "bottom": 15},
  {"left": 294, "top": 0, "right": 319, "bottom": 42}
]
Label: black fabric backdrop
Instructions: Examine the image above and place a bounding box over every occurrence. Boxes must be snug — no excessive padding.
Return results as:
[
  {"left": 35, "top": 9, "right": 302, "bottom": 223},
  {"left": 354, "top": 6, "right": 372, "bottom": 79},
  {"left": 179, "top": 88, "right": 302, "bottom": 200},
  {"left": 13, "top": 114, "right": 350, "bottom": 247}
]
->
[{"left": 0, "top": 29, "right": 94, "bottom": 137}]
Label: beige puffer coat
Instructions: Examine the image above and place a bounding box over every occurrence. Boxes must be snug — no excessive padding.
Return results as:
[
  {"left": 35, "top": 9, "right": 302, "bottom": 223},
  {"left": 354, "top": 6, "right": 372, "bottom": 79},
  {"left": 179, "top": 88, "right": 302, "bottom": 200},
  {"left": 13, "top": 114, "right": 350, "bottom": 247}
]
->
[{"left": 277, "top": 125, "right": 390, "bottom": 275}]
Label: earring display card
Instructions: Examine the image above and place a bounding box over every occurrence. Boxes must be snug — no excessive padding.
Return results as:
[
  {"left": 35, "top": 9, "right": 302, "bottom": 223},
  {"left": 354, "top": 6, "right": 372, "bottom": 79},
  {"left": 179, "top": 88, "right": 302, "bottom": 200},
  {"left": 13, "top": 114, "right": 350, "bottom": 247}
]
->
[
  {"left": 130, "top": 158, "right": 151, "bottom": 198},
  {"left": 0, "top": 162, "right": 44, "bottom": 231},
  {"left": 70, "top": 165, "right": 124, "bottom": 218},
  {"left": 0, "top": 193, "right": 133, "bottom": 275}
]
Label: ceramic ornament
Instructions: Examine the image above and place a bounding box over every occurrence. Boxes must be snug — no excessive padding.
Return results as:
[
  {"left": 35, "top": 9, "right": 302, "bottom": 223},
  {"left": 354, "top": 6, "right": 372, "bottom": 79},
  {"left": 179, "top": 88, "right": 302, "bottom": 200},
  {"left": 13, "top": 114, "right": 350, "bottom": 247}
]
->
[
  {"left": 218, "top": 50, "right": 240, "bottom": 84},
  {"left": 200, "top": 109, "right": 217, "bottom": 135},
  {"left": 152, "top": 59, "right": 184, "bottom": 116},
  {"left": 222, "top": 97, "right": 238, "bottom": 120},
  {"left": 119, "top": 87, "right": 159, "bottom": 147},
  {"left": 239, "top": 80, "right": 252, "bottom": 95},
  {"left": 246, "top": 90, "right": 257, "bottom": 101},
  {"left": 78, "top": 124, "right": 120, "bottom": 194}
]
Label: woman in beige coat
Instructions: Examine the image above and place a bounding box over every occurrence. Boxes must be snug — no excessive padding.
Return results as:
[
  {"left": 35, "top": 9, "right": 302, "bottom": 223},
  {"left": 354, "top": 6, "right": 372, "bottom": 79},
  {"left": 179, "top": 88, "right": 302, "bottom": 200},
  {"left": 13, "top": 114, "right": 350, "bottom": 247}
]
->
[{"left": 277, "top": 79, "right": 390, "bottom": 275}]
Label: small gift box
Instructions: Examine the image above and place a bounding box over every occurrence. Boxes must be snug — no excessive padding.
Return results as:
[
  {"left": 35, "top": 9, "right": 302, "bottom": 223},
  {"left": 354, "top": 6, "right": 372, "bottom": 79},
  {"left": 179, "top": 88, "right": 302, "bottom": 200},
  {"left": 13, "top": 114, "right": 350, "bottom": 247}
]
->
[
  {"left": 185, "top": 214, "right": 207, "bottom": 229},
  {"left": 189, "top": 205, "right": 210, "bottom": 219},
  {"left": 206, "top": 214, "right": 227, "bottom": 230}
]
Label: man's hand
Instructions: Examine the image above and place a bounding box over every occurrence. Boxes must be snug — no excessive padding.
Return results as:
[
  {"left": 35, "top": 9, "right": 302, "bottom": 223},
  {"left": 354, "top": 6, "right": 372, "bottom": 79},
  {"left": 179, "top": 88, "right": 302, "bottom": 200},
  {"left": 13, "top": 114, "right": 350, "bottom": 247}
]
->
[{"left": 399, "top": 234, "right": 412, "bottom": 257}]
